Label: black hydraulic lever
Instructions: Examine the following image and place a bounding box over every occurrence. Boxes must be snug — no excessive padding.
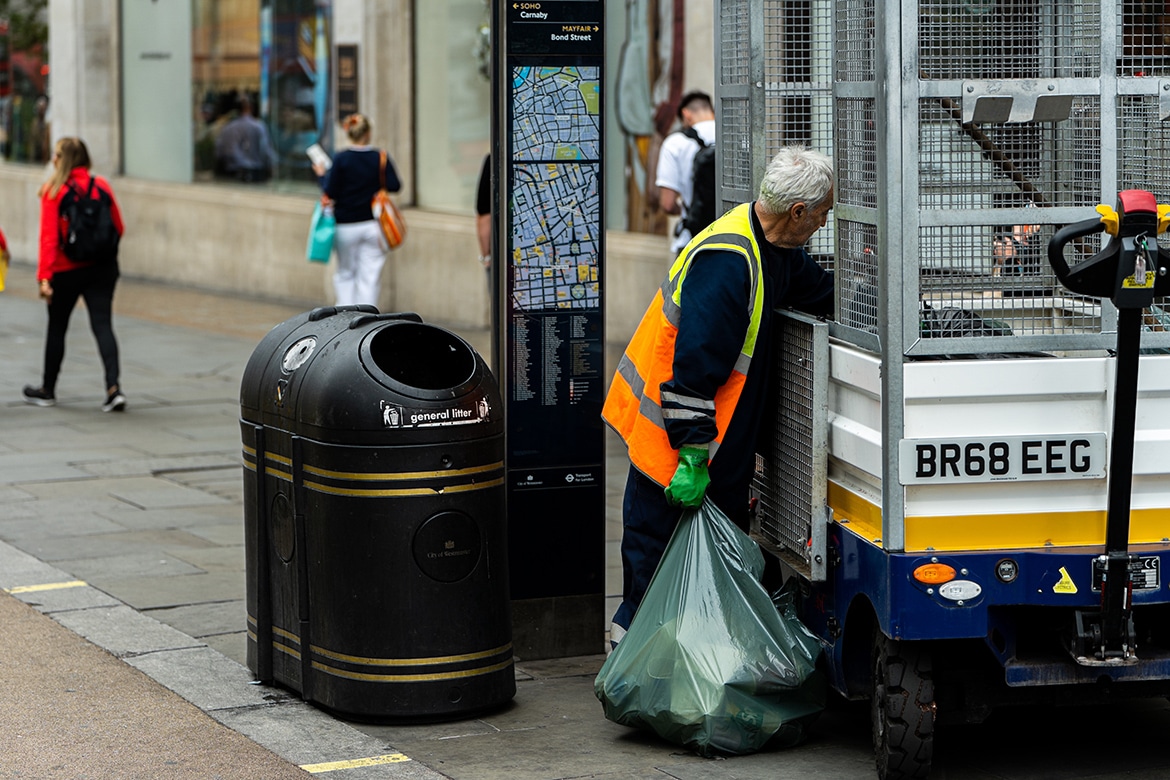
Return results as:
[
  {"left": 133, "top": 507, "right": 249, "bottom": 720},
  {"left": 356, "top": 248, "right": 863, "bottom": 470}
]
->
[{"left": 1047, "top": 190, "right": 1170, "bottom": 663}]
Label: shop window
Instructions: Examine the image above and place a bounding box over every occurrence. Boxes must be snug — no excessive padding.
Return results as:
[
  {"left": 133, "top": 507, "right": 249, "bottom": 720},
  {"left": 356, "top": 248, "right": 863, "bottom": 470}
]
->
[
  {"left": 193, "top": 0, "right": 331, "bottom": 185},
  {"left": 0, "top": 4, "right": 51, "bottom": 166}
]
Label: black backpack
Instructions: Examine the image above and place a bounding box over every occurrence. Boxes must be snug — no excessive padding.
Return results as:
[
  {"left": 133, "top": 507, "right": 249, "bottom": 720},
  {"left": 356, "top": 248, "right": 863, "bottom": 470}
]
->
[
  {"left": 679, "top": 126, "right": 717, "bottom": 236},
  {"left": 59, "top": 178, "right": 120, "bottom": 264}
]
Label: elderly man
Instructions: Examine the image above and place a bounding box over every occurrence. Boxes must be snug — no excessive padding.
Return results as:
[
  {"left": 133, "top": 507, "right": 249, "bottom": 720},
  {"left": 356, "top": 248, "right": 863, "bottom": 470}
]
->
[{"left": 603, "top": 145, "right": 836, "bottom": 645}]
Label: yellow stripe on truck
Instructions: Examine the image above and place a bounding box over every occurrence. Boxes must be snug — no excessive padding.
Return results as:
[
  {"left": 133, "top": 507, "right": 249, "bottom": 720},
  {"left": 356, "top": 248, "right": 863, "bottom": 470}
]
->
[{"left": 828, "top": 481, "right": 1170, "bottom": 552}]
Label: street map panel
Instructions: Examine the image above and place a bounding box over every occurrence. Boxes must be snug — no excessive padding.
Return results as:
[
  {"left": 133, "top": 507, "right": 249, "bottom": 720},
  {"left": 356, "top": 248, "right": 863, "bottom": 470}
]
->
[{"left": 511, "top": 66, "right": 601, "bottom": 311}]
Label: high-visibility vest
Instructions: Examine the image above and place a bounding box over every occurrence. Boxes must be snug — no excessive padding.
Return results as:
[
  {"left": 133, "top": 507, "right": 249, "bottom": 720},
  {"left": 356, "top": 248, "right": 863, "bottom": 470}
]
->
[{"left": 602, "top": 203, "right": 766, "bottom": 486}]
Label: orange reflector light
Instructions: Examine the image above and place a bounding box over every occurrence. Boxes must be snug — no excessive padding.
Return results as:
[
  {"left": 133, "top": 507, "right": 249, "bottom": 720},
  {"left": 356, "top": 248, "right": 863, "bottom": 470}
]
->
[{"left": 914, "top": 563, "right": 956, "bottom": 585}]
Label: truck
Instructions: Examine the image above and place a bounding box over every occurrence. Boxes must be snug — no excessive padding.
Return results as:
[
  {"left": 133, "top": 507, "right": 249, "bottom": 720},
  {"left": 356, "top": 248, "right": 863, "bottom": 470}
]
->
[{"left": 714, "top": 0, "right": 1170, "bottom": 776}]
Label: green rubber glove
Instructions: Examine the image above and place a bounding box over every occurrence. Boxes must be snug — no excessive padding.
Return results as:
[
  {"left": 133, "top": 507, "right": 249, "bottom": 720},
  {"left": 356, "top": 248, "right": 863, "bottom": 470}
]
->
[{"left": 664, "top": 445, "right": 711, "bottom": 508}]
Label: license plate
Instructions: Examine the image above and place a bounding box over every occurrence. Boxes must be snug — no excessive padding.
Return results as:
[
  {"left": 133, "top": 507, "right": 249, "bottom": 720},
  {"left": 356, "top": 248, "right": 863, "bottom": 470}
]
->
[{"left": 898, "top": 433, "right": 1107, "bottom": 485}]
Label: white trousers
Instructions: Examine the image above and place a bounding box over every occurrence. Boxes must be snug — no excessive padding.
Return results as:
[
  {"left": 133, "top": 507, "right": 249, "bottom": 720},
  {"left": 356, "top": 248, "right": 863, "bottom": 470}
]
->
[{"left": 333, "top": 219, "right": 387, "bottom": 307}]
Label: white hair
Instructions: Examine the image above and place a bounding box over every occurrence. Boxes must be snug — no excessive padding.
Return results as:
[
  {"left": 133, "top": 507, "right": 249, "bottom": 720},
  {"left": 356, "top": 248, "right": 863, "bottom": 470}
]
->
[{"left": 757, "top": 146, "right": 834, "bottom": 215}]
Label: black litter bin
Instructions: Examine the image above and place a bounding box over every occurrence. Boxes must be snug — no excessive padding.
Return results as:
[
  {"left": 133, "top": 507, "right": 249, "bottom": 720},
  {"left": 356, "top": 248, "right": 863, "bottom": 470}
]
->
[{"left": 240, "top": 306, "right": 514, "bottom": 721}]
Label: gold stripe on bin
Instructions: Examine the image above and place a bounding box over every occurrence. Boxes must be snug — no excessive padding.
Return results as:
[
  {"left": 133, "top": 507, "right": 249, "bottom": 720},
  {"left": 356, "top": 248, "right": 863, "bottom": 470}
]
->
[
  {"left": 302, "top": 476, "right": 504, "bottom": 497},
  {"left": 303, "top": 461, "right": 503, "bottom": 482},
  {"left": 250, "top": 616, "right": 512, "bottom": 675},
  {"left": 242, "top": 449, "right": 503, "bottom": 484},
  {"left": 254, "top": 635, "right": 513, "bottom": 682},
  {"left": 310, "top": 641, "right": 513, "bottom": 667},
  {"left": 310, "top": 656, "right": 514, "bottom": 683}
]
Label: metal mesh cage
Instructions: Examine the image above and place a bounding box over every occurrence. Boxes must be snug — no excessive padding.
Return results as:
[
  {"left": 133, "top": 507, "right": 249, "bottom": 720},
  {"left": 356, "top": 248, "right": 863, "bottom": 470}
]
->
[
  {"left": 918, "top": 225, "right": 1105, "bottom": 336},
  {"left": 1119, "top": 96, "right": 1170, "bottom": 195},
  {"left": 718, "top": 0, "right": 1170, "bottom": 354},
  {"left": 719, "top": 97, "right": 753, "bottom": 198},
  {"left": 919, "top": 0, "right": 1100, "bottom": 80},
  {"left": 762, "top": 0, "right": 835, "bottom": 256},
  {"left": 918, "top": 97, "right": 1102, "bottom": 210},
  {"left": 720, "top": 0, "right": 752, "bottom": 86},
  {"left": 838, "top": 220, "right": 881, "bottom": 332},
  {"left": 753, "top": 313, "right": 827, "bottom": 562},
  {"left": 835, "top": 0, "right": 875, "bottom": 83},
  {"left": 835, "top": 98, "right": 877, "bottom": 209},
  {"left": 1118, "top": 0, "right": 1170, "bottom": 76}
]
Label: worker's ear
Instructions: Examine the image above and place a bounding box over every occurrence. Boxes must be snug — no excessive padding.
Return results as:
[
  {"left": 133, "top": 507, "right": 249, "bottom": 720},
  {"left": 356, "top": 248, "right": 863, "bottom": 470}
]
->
[{"left": 790, "top": 201, "right": 806, "bottom": 220}]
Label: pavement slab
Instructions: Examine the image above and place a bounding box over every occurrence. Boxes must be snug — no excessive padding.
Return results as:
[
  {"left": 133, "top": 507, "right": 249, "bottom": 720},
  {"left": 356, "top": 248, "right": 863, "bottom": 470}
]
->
[
  {"left": 147, "top": 599, "right": 247, "bottom": 639},
  {"left": 53, "top": 604, "right": 207, "bottom": 658},
  {"left": 13, "top": 528, "right": 218, "bottom": 563},
  {"left": 95, "top": 569, "right": 244, "bottom": 610}
]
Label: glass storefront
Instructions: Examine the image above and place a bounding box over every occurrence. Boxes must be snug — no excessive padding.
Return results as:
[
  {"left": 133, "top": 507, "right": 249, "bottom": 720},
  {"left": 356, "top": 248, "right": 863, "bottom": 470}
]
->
[
  {"left": 0, "top": 11, "right": 51, "bottom": 166},
  {"left": 192, "top": 0, "right": 330, "bottom": 185},
  {"left": 414, "top": 0, "right": 491, "bottom": 213}
]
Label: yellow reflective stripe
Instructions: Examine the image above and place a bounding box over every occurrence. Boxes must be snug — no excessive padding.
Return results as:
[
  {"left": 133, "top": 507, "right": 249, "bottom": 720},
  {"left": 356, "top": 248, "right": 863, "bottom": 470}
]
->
[{"left": 667, "top": 204, "right": 764, "bottom": 359}]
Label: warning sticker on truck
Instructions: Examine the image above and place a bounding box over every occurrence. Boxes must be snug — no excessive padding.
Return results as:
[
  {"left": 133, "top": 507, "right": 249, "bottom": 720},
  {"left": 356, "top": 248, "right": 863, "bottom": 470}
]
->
[{"left": 898, "top": 433, "right": 1107, "bottom": 485}]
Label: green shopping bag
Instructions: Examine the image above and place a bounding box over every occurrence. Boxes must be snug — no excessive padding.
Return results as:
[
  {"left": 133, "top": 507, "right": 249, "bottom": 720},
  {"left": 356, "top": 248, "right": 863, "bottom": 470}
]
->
[
  {"left": 306, "top": 199, "right": 335, "bottom": 263},
  {"left": 595, "top": 499, "right": 825, "bottom": 756}
]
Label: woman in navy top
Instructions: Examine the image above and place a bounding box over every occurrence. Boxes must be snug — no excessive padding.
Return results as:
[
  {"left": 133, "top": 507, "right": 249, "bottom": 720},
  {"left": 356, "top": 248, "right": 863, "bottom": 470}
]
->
[{"left": 312, "top": 113, "right": 401, "bottom": 306}]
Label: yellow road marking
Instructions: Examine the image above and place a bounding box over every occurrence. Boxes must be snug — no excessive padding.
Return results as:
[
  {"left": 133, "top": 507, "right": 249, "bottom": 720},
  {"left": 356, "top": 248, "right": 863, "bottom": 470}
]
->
[
  {"left": 5, "top": 580, "right": 87, "bottom": 594},
  {"left": 300, "top": 753, "right": 411, "bottom": 773}
]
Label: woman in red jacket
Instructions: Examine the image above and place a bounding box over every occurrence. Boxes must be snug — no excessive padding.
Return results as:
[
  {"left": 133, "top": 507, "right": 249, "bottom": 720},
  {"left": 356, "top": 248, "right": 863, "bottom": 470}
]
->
[
  {"left": 23, "top": 137, "right": 127, "bottom": 412},
  {"left": 0, "top": 224, "right": 8, "bottom": 291}
]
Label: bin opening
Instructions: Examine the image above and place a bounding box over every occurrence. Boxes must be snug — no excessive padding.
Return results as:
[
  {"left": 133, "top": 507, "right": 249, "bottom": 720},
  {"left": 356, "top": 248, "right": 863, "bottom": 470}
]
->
[{"left": 367, "top": 323, "right": 477, "bottom": 391}]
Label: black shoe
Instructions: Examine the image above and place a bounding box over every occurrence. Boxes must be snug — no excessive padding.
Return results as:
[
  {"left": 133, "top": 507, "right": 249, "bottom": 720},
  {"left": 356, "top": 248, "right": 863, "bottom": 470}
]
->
[
  {"left": 22, "top": 386, "right": 56, "bottom": 407},
  {"left": 101, "top": 388, "right": 126, "bottom": 413}
]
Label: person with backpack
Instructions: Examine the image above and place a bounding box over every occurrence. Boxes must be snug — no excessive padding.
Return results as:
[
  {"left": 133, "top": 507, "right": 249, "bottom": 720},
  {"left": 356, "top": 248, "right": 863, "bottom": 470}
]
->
[
  {"left": 654, "top": 90, "right": 717, "bottom": 260},
  {"left": 23, "top": 137, "right": 126, "bottom": 412}
]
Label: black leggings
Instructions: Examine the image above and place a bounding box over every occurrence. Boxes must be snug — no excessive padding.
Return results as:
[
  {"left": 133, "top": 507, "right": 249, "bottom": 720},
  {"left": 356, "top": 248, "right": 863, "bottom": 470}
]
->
[{"left": 42, "top": 263, "right": 120, "bottom": 394}]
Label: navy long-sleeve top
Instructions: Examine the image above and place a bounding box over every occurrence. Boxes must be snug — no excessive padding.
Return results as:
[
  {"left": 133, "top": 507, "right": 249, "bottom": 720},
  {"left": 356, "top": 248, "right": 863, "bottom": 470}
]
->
[
  {"left": 661, "top": 203, "right": 834, "bottom": 500},
  {"left": 319, "top": 146, "right": 401, "bottom": 224}
]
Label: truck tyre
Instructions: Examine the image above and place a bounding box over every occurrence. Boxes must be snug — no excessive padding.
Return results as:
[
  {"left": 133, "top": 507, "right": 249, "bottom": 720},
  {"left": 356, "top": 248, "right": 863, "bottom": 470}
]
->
[{"left": 871, "top": 633, "right": 935, "bottom": 779}]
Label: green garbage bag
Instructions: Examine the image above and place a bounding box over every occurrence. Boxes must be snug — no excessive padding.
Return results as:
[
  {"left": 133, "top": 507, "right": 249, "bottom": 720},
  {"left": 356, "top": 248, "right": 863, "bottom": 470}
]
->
[{"left": 594, "top": 499, "right": 825, "bottom": 756}]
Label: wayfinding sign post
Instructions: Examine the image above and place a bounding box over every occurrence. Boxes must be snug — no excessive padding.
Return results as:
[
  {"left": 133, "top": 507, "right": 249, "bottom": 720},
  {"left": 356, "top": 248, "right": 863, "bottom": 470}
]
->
[{"left": 493, "top": 0, "right": 605, "bottom": 659}]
